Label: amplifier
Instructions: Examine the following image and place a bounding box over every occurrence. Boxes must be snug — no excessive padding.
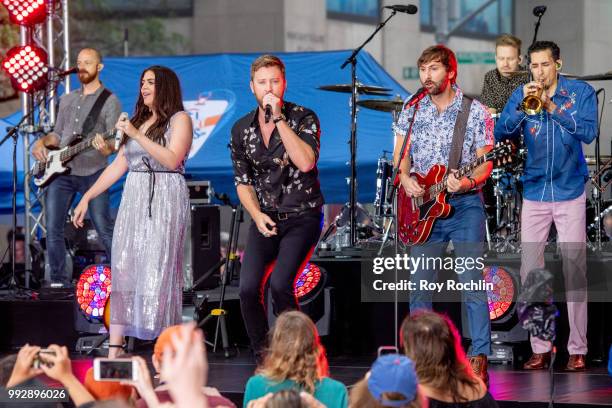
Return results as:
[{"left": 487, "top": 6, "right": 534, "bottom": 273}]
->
[{"left": 187, "top": 180, "right": 213, "bottom": 204}]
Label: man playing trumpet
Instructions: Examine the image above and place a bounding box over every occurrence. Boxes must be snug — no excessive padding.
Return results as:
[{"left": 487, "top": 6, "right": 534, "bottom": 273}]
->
[{"left": 495, "top": 41, "right": 598, "bottom": 371}]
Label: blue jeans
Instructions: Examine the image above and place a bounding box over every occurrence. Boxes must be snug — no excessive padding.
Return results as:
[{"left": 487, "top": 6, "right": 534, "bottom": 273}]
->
[
  {"left": 409, "top": 193, "right": 491, "bottom": 356},
  {"left": 45, "top": 169, "right": 114, "bottom": 285}
]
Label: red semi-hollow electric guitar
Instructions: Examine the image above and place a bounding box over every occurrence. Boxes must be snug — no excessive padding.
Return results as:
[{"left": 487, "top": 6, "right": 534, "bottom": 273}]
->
[{"left": 397, "top": 141, "right": 512, "bottom": 245}]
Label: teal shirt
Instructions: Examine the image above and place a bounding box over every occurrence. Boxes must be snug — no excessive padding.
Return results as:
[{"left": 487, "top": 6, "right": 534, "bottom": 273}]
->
[{"left": 243, "top": 374, "right": 348, "bottom": 408}]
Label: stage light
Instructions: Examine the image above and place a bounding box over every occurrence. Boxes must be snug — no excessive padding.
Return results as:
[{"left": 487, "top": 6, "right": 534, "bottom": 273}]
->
[
  {"left": 1, "top": 45, "right": 48, "bottom": 93},
  {"left": 76, "top": 264, "right": 112, "bottom": 322},
  {"left": 1, "top": 0, "right": 48, "bottom": 26},
  {"left": 295, "top": 262, "right": 324, "bottom": 301},
  {"left": 484, "top": 265, "right": 515, "bottom": 321},
  {"left": 268, "top": 262, "right": 332, "bottom": 335}
]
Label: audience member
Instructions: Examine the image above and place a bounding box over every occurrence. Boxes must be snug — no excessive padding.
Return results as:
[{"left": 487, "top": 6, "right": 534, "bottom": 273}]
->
[
  {"left": 349, "top": 354, "right": 423, "bottom": 408},
  {"left": 401, "top": 311, "right": 498, "bottom": 407},
  {"left": 243, "top": 311, "right": 347, "bottom": 408}
]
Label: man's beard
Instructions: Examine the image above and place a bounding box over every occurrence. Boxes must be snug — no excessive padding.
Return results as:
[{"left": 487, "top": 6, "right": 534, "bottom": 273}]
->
[
  {"left": 78, "top": 71, "right": 97, "bottom": 85},
  {"left": 423, "top": 78, "right": 449, "bottom": 95}
]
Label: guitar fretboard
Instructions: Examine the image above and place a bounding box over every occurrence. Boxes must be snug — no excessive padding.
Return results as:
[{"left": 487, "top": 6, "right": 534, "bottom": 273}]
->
[{"left": 60, "top": 130, "right": 114, "bottom": 162}]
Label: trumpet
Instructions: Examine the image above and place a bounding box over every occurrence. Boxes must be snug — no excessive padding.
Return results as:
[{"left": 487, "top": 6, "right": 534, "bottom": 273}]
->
[{"left": 520, "top": 81, "right": 544, "bottom": 115}]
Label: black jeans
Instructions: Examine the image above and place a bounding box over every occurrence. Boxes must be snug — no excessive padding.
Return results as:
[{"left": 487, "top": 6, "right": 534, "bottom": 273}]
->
[{"left": 239, "top": 209, "right": 322, "bottom": 354}]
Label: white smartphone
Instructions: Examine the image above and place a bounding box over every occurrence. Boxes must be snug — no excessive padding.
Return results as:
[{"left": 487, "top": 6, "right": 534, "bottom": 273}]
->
[{"left": 93, "top": 358, "right": 139, "bottom": 382}]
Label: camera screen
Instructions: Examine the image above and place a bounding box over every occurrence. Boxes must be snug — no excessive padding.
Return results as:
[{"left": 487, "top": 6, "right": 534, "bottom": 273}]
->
[{"left": 99, "top": 360, "right": 133, "bottom": 379}]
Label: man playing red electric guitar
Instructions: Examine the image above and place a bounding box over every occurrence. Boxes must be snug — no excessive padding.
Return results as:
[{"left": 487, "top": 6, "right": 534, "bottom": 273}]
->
[{"left": 392, "top": 45, "right": 494, "bottom": 385}]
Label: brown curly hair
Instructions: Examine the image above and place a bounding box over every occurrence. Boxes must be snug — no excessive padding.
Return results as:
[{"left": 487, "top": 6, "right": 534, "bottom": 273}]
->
[
  {"left": 400, "top": 310, "right": 479, "bottom": 403},
  {"left": 258, "top": 311, "right": 329, "bottom": 394}
]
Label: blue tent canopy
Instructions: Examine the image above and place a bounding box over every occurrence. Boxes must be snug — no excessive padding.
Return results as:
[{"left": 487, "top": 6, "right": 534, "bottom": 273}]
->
[{"left": 0, "top": 50, "right": 410, "bottom": 213}]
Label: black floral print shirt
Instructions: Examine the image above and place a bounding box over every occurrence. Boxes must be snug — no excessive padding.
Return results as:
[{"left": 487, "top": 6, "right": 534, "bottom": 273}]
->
[
  {"left": 478, "top": 68, "right": 529, "bottom": 113},
  {"left": 230, "top": 101, "right": 324, "bottom": 213}
]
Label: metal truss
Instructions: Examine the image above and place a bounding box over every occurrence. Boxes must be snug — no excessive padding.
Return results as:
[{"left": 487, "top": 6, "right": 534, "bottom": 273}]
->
[{"left": 20, "top": 0, "right": 70, "bottom": 286}]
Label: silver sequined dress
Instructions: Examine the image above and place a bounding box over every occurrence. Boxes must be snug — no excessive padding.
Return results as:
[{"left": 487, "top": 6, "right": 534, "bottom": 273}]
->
[{"left": 110, "top": 112, "right": 190, "bottom": 340}]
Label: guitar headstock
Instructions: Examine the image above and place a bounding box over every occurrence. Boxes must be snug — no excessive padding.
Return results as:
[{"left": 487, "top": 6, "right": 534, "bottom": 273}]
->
[{"left": 487, "top": 140, "right": 514, "bottom": 167}]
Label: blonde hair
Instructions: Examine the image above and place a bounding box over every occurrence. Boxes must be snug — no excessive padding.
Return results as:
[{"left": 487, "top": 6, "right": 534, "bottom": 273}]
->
[
  {"left": 250, "top": 54, "right": 285, "bottom": 80},
  {"left": 258, "top": 311, "right": 329, "bottom": 393},
  {"left": 495, "top": 34, "right": 522, "bottom": 55}
]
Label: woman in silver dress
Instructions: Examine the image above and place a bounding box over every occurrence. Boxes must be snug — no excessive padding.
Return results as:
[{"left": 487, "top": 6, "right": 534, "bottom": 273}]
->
[{"left": 73, "top": 66, "right": 192, "bottom": 357}]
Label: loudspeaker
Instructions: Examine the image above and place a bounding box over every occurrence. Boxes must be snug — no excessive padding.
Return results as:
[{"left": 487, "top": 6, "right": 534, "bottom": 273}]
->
[{"left": 184, "top": 205, "right": 220, "bottom": 290}]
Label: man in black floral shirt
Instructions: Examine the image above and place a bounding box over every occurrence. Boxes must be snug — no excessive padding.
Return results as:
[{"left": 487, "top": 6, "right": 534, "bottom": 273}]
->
[{"left": 230, "top": 54, "right": 324, "bottom": 358}]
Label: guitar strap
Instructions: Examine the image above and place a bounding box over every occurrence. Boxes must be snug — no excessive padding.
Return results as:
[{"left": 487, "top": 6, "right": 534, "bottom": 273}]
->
[
  {"left": 447, "top": 95, "right": 473, "bottom": 171},
  {"left": 80, "top": 88, "right": 112, "bottom": 139}
]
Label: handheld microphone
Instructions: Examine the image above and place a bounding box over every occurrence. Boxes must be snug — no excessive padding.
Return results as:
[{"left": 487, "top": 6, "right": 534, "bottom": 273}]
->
[
  {"left": 384, "top": 4, "right": 418, "bottom": 14},
  {"left": 264, "top": 104, "right": 272, "bottom": 123},
  {"left": 57, "top": 67, "right": 79, "bottom": 77},
  {"left": 115, "top": 112, "right": 128, "bottom": 150},
  {"left": 533, "top": 5, "right": 547, "bottom": 17},
  {"left": 403, "top": 87, "right": 428, "bottom": 109}
]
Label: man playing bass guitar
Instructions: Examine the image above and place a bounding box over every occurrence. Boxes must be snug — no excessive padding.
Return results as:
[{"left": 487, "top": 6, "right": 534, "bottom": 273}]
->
[
  {"left": 31, "top": 48, "right": 121, "bottom": 288},
  {"left": 392, "top": 45, "right": 494, "bottom": 385}
]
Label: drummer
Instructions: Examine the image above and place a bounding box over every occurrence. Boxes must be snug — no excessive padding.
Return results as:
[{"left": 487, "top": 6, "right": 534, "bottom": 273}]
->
[{"left": 479, "top": 34, "right": 529, "bottom": 116}]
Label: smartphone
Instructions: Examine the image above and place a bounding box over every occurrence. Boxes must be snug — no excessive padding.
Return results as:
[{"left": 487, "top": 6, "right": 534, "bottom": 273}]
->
[
  {"left": 93, "top": 358, "right": 139, "bottom": 381},
  {"left": 377, "top": 346, "right": 399, "bottom": 357},
  {"left": 32, "top": 349, "right": 56, "bottom": 369}
]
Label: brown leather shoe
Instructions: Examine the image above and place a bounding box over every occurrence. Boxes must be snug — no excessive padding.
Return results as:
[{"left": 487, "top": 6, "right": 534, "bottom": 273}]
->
[
  {"left": 566, "top": 354, "right": 586, "bottom": 371},
  {"left": 469, "top": 354, "right": 489, "bottom": 387},
  {"left": 523, "top": 351, "right": 551, "bottom": 370}
]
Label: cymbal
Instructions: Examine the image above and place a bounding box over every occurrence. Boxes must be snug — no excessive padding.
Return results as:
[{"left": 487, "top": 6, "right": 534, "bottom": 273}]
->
[
  {"left": 318, "top": 83, "right": 392, "bottom": 95},
  {"left": 356, "top": 98, "right": 404, "bottom": 112},
  {"left": 585, "top": 155, "right": 612, "bottom": 166}
]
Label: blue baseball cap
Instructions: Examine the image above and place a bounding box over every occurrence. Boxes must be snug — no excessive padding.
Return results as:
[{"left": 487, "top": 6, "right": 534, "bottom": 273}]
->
[{"left": 367, "top": 354, "right": 418, "bottom": 407}]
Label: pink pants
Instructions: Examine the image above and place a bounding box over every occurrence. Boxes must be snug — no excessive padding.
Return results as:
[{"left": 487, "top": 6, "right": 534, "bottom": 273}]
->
[{"left": 520, "top": 191, "right": 588, "bottom": 355}]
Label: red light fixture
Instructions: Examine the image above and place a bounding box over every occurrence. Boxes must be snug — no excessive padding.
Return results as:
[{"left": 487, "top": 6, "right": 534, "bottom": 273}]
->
[
  {"left": 76, "top": 264, "right": 112, "bottom": 322},
  {"left": 1, "top": 0, "right": 48, "bottom": 26},
  {"left": 1, "top": 44, "right": 48, "bottom": 93},
  {"left": 483, "top": 265, "right": 515, "bottom": 321}
]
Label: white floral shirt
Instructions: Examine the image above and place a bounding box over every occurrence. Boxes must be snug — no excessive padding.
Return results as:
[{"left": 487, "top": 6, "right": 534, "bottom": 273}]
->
[{"left": 393, "top": 86, "right": 494, "bottom": 175}]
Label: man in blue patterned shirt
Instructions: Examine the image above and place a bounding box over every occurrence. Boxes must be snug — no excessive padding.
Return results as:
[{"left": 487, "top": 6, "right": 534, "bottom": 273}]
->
[
  {"left": 393, "top": 45, "right": 494, "bottom": 385},
  {"left": 495, "top": 41, "right": 597, "bottom": 371}
]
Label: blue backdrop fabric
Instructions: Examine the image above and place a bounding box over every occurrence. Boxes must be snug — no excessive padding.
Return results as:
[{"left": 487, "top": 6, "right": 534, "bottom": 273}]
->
[{"left": 0, "top": 50, "right": 409, "bottom": 214}]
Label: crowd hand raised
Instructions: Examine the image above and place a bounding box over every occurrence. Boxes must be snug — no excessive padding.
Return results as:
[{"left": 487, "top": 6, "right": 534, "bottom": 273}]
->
[
  {"left": 121, "top": 356, "right": 159, "bottom": 407},
  {"left": 161, "top": 322, "right": 209, "bottom": 408},
  {"left": 400, "top": 173, "right": 424, "bottom": 198},
  {"left": 31, "top": 140, "right": 49, "bottom": 162},
  {"left": 39, "top": 344, "right": 73, "bottom": 383},
  {"left": 72, "top": 199, "right": 89, "bottom": 229},
  {"left": 254, "top": 212, "right": 277, "bottom": 237},
  {"left": 446, "top": 170, "right": 470, "bottom": 193},
  {"left": 6, "top": 344, "right": 43, "bottom": 388}
]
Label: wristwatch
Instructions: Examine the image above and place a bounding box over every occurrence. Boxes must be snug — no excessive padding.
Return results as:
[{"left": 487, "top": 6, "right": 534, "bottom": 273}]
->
[{"left": 273, "top": 114, "right": 286, "bottom": 124}]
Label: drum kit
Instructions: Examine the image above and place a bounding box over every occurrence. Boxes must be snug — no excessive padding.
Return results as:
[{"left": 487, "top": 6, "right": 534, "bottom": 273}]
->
[{"left": 316, "top": 82, "right": 612, "bottom": 255}]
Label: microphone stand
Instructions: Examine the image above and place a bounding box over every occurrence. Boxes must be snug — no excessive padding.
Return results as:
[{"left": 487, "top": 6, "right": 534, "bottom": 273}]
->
[
  {"left": 340, "top": 9, "right": 399, "bottom": 250},
  {"left": 0, "top": 107, "right": 40, "bottom": 293},
  {"left": 377, "top": 103, "right": 419, "bottom": 348}
]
